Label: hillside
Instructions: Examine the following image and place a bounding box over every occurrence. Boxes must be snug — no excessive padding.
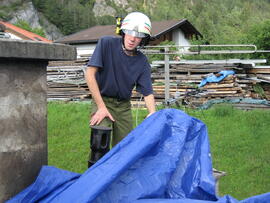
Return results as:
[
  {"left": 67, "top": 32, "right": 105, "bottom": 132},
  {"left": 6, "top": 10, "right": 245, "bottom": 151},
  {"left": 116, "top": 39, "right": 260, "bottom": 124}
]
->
[{"left": 1, "top": 0, "right": 270, "bottom": 45}]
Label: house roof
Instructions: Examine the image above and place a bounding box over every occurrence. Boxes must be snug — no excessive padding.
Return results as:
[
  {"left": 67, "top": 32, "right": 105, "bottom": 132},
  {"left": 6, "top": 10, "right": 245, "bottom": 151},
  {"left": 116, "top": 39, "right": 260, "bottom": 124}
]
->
[
  {"left": 0, "top": 21, "right": 52, "bottom": 43},
  {"left": 55, "top": 19, "right": 202, "bottom": 44},
  {"left": 151, "top": 19, "right": 202, "bottom": 39}
]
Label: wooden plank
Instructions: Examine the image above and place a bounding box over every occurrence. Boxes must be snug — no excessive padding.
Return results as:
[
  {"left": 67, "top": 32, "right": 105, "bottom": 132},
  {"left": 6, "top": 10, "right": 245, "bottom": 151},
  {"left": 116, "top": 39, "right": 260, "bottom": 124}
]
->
[
  {"left": 246, "top": 69, "right": 270, "bottom": 74},
  {"left": 202, "top": 83, "right": 236, "bottom": 88}
]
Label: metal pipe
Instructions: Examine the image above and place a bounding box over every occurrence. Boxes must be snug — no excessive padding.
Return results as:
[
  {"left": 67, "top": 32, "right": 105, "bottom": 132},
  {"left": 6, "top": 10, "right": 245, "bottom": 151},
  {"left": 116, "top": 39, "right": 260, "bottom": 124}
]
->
[
  {"left": 140, "top": 44, "right": 258, "bottom": 55},
  {"left": 164, "top": 47, "right": 170, "bottom": 106}
]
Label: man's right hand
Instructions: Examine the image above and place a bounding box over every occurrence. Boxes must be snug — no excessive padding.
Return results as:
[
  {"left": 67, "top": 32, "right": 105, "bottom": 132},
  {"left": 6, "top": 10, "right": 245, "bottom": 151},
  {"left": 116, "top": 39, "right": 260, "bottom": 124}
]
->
[{"left": 90, "top": 107, "right": 115, "bottom": 126}]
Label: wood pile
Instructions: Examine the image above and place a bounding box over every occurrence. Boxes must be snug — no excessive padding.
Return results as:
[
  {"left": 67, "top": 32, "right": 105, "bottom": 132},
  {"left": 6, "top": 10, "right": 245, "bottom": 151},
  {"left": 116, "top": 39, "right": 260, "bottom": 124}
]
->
[
  {"left": 47, "top": 59, "right": 89, "bottom": 101},
  {"left": 141, "top": 64, "right": 270, "bottom": 108},
  {"left": 47, "top": 59, "right": 270, "bottom": 109},
  {"left": 144, "top": 63, "right": 270, "bottom": 109}
]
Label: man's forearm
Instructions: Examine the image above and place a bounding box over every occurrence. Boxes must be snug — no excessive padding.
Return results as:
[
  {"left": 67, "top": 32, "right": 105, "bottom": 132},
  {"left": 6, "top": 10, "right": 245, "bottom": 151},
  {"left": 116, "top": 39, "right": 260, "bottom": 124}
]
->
[
  {"left": 144, "top": 94, "right": 156, "bottom": 114},
  {"left": 85, "top": 67, "right": 105, "bottom": 109}
]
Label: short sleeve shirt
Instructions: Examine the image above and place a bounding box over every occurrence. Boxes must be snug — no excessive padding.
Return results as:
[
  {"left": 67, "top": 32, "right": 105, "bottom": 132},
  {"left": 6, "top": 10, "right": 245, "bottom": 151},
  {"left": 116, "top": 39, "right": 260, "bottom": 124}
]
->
[{"left": 87, "top": 36, "right": 153, "bottom": 100}]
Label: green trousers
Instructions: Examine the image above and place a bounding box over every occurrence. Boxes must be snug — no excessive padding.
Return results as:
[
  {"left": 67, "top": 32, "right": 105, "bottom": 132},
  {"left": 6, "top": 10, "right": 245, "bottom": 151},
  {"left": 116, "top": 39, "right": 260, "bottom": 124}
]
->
[{"left": 91, "top": 96, "right": 133, "bottom": 147}]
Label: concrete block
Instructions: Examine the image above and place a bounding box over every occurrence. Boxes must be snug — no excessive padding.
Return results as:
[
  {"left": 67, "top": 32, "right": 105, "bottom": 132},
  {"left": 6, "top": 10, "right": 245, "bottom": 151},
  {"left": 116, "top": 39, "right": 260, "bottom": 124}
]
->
[
  {"left": 0, "top": 39, "right": 77, "bottom": 60},
  {"left": 0, "top": 39, "right": 76, "bottom": 202}
]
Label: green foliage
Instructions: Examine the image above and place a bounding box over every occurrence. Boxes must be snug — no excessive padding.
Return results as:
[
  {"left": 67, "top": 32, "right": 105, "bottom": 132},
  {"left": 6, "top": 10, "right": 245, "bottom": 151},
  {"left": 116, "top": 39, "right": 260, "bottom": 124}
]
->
[
  {"left": 147, "top": 40, "right": 178, "bottom": 63},
  {"left": 28, "top": 0, "right": 270, "bottom": 45},
  {"left": 3, "top": 0, "right": 270, "bottom": 44},
  {"left": 0, "top": 0, "right": 25, "bottom": 20},
  {"left": 253, "top": 84, "right": 266, "bottom": 99},
  {"left": 14, "top": 20, "right": 46, "bottom": 37},
  {"left": 0, "top": 11, "right": 8, "bottom": 21},
  {"left": 32, "top": 0, "right": 97, "bottom": 35},
  {"left": 96, "top": 15, "right": 115, "bottom": 25},
  {"left": 32, "top": 0, "right": 46, "bottom": 11},
  {"left": 244, "top": 20, "right": 270, "bottom": 64}
]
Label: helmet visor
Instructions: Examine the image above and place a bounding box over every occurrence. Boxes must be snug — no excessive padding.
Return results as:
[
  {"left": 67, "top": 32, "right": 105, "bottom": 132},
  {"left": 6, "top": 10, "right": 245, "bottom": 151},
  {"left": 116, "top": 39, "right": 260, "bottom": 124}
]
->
[{"left": 122, "top": 29, "right": 146, "bottom": 38}]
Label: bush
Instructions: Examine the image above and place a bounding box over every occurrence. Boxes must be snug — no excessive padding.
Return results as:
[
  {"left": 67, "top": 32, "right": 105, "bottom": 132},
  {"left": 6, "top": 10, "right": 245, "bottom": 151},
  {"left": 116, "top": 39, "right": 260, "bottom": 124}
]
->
[{"left": 14, "top": 20, "right": 46, "bottom": 37}]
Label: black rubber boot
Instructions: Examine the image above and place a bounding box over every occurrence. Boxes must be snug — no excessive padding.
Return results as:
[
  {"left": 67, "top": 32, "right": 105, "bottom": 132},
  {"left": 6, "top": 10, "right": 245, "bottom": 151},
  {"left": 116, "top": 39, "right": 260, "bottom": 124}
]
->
[{"left": 88, "top": 126, "right": 112, "bottom": 168}]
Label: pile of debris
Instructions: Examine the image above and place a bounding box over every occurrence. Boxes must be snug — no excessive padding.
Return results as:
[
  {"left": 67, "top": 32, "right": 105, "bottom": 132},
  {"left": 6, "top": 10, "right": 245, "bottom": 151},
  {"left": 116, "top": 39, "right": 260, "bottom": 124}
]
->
[
  {"left": 47, "top": 59, "right": 89, "bottom": 101},
  {"left": 47, "top": 58, "right": 270, "bottom": 109},
  {"left": 147, "top": 61, "right": 270, "bottom": 109}
]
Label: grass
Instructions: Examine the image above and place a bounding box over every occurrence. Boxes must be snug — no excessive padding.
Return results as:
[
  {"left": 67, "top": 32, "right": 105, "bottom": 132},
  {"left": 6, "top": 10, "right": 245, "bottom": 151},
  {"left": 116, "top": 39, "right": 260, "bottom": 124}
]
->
[
  {"left": 48, "top": 101, "right": 270, "bottom": 200},
  {"left": 48, "top": 101, "right": 90, "bottom": 172},
  {"left": 185, "top": 105, "right": 270, "bottom": 199}
]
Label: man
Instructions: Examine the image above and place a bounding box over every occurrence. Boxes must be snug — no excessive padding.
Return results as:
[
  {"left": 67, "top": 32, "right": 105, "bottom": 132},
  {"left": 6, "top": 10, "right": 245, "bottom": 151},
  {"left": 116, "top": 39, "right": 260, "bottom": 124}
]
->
[{"left": 85, "top": 12, "right": 156, "bottom": 147}]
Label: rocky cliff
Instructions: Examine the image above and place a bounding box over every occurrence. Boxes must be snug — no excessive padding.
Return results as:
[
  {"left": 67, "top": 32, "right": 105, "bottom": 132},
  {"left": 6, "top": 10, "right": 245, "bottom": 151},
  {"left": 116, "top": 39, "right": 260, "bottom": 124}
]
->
[
  {"left": 6, "top": 1, "right": 63, "bottom": 40},
  {"left": 1, "top": 0, "right": 140, "bottom": 40}
]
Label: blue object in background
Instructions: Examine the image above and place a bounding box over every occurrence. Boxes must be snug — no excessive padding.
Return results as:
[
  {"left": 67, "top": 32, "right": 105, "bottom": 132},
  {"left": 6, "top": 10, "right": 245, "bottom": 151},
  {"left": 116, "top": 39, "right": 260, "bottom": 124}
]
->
[
  {"left": 6, "top": 109, "right": 270, "bottom": 203},
  {"left": 199, "top": 70, "right": 235, "bottom": 87}
]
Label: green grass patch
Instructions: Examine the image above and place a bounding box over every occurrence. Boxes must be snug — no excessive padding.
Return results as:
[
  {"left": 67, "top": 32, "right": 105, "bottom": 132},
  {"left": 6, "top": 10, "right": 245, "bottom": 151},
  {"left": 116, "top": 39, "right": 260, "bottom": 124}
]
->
[
  {"left": 48, "top": 102, "right": 270, "bottom": 200},
  {"left": 48, "top": 101, "right": 90, "bottom": 173},
  {"left": 187, "top": 104, "right": 270, "bottom": 199}
]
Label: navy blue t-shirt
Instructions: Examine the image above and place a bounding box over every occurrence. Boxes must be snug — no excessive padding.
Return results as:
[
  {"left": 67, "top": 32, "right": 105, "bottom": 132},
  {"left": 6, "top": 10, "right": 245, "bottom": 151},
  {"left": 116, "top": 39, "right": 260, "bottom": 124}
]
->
[{"left": 87, "top": 36, "right": 153, "bottom": 100}]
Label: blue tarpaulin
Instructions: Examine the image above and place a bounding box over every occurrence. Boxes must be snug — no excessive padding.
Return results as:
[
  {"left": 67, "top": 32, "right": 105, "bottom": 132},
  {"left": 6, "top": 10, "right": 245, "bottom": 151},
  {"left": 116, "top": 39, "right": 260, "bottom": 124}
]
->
[
  {"left": 199, "top": 70, "right": 235, "bottom": 87},
  {"left": 7, "top": 109, "right": 270, "bottom": 203}
]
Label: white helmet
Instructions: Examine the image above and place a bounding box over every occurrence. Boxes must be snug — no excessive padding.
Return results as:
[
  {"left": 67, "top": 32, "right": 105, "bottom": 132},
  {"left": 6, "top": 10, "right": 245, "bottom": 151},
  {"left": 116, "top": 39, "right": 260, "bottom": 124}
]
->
[{"left": 120, "top": 12, "right": 151, "bottom": 38}]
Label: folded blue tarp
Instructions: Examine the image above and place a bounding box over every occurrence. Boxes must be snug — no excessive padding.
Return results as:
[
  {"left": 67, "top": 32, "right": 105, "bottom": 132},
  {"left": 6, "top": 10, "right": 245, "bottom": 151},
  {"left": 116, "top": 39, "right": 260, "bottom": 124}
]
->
[
  {"left": 198, "top": 70, "right": 235, "bottom": 87},
  {"left": 7, "top": 109, "right": 270, "bottom": 203}
]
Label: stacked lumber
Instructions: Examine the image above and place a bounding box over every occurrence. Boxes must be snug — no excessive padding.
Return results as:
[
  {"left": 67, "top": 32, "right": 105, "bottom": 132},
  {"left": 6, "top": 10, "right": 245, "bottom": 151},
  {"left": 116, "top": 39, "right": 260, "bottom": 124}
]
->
[
  {"left": 245, "top": 66, "right": 270, "bottom": 101},
  {"left": 135, "top": 64, "right": 237, "bottom": 103},
  {"left": 47, "top": 59, "right": 89, "bottom": 101},
  {"left": 47, "top": 59, "right": 270, "bottom": 109},
  {"left": 146, "top": 63, "right": 270, "bottom": 109}
]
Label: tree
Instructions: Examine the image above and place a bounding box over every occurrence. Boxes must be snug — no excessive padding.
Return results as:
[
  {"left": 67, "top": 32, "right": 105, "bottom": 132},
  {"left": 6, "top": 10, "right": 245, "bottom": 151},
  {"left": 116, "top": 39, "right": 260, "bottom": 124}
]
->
[
  {"left": 245, "top": 20, "right": 270, "bottom": 63},
  {"left": 32, "top": 0, "right": 46, "bottom": 11}
]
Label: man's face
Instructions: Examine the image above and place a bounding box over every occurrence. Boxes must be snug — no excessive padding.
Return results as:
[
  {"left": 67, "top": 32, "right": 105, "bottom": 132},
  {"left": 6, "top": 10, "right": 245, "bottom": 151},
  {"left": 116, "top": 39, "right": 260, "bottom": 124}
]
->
[{"left": 124, "top": 33, "right": 142, "bottom": 51}]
